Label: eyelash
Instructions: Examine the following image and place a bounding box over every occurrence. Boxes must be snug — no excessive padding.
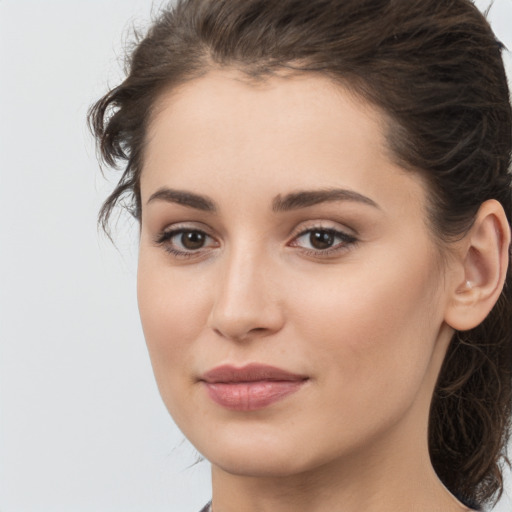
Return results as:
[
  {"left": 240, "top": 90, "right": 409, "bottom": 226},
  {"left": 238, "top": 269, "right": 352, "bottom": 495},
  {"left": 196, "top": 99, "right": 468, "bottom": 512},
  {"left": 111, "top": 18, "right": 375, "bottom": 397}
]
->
[
  {"left": 154, "top": 227, "right": 218, "bottom": 259},
  {"left": 154, "top": 225, "right": 358, "bottom": 259},
  {"left": 289, "top": 227, "right": 358, "bottom": 257}
]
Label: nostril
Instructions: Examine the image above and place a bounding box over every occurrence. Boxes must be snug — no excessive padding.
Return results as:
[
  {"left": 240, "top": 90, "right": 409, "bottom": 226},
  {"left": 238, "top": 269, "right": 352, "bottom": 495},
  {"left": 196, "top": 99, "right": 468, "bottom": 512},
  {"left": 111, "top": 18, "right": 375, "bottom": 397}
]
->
[
  {"left": 207, "top": 281, "right": 285, "bottom": 341},
  {"left": 212, "top": 325, "right": 273, "bottom": 342}
]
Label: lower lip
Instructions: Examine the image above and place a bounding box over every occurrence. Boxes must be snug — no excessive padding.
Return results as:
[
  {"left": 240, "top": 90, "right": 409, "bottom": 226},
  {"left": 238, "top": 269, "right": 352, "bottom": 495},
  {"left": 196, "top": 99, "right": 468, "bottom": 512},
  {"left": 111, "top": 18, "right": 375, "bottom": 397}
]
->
[{"left": 204, "top": 380, "right": 306, "bottom": 411}]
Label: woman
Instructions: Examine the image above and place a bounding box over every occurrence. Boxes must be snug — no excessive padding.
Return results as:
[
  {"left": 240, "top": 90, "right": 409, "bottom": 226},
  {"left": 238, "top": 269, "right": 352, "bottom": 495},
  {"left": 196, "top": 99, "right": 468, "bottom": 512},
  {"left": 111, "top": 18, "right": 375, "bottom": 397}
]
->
[{"left": 89, "top": 0, "right": 512, "bottom": 511}]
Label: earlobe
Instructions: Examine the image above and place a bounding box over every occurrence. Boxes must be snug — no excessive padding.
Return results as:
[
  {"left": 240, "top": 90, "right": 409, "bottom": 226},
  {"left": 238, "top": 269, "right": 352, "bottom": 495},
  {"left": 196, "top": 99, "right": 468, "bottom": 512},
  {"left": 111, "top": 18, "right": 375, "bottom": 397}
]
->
[{"left": 445, "top": 200, "right": 510, "bottom": 331}]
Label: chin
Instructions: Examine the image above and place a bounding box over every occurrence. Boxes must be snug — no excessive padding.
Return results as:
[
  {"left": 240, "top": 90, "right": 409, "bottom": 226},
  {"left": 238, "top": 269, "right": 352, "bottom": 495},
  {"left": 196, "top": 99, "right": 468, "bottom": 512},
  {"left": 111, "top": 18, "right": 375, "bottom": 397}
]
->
[
  {"left": 210, "top": 447, "right": 319, "bottom": 479},
  {"left": 188, "top": 420, "right": 349, "bottom": 479}
]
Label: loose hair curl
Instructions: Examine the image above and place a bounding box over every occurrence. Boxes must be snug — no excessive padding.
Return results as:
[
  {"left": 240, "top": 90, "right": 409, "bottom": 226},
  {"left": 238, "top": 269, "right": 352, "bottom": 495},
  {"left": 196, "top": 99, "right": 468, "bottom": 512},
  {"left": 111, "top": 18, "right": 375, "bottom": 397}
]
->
[{"left": 89, "top": 0, "right": 512, "bottom": 506}]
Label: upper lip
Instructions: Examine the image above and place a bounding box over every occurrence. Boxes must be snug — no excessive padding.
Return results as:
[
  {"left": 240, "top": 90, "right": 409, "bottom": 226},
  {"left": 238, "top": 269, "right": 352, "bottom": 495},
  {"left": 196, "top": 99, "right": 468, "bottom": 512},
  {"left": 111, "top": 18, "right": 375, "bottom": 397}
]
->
[{"left": 201, "top": 363, "right": 308, "bottom": 383}]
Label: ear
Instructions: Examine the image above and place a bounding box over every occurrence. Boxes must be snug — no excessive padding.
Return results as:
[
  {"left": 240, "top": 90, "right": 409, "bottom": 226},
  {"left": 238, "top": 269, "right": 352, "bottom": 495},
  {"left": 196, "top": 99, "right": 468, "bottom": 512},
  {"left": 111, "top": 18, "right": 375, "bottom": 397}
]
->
[{"left": 444, "top": 199, "right": 510, "bottom": 331}]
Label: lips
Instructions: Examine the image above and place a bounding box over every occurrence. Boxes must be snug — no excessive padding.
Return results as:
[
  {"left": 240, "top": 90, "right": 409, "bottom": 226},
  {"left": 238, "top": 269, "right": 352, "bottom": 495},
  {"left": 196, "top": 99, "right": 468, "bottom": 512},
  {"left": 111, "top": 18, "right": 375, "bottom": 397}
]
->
[{"left": 200, "top": 363, "right": 308, "bottom": 411}]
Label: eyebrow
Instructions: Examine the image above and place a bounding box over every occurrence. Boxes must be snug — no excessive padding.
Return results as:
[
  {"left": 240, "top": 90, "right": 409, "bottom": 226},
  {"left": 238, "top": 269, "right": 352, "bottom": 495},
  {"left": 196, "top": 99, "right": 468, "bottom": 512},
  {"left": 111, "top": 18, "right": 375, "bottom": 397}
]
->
[
  {"left": 272, "top": 188, "right": 379, "bottom": 212},
  {"left": 146, "top": 188, "right": 217, "bottom": 212},
  {"left": 146, "top": 186, "right": 379, "bottom": 213}
]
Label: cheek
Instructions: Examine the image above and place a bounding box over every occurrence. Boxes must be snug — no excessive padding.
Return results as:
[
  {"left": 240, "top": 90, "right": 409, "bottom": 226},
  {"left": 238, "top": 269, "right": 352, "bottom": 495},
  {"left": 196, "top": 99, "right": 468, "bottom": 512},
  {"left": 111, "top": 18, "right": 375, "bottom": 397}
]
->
[
  {"left": 291, "top": 252, "right": 442, "bottom": 401},
  {"left": 136, "top": 254, "right": 210, "bottom": 388}
]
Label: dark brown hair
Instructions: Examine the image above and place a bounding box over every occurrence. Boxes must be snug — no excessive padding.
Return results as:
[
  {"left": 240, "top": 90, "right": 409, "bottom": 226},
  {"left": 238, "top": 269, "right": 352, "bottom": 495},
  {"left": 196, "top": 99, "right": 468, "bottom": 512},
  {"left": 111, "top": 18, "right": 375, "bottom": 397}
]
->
[{"left": 89, "top": 0, "right": 512, "bottom": 506}]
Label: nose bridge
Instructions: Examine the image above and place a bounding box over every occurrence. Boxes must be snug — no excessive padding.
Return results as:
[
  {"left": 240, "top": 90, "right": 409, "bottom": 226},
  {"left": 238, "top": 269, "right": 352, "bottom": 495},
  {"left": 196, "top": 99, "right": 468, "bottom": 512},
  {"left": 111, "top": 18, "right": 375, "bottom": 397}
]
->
[{"left": 208, "top": 238, "right": 282, "bottom": 340}]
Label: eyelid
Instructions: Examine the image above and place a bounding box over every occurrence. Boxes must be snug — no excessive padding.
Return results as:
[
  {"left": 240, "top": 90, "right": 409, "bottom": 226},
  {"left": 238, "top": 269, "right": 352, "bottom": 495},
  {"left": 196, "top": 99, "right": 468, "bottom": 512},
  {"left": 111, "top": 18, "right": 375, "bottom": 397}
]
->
[
  {"left": 154, "top": 221, "right": 215, "bottom": 240},
  {"left": 155, "top": 227, "right": 216, "bottom": 245},
  {"left": 153, "top": 222, "right": 219, "bottom": 259},
  {"left": 288, "top": 219, "right": 357, "bottom": 239},
  {"left": 287, "top": 222, "right": 358, "bottom": 256}
]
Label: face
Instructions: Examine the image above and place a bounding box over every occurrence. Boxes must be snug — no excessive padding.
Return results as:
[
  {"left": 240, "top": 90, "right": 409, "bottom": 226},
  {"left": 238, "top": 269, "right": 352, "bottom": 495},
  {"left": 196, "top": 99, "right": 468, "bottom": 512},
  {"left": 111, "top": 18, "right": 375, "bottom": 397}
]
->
[{"left": 137, "top": 70, "right": 454, "bottom": 477}]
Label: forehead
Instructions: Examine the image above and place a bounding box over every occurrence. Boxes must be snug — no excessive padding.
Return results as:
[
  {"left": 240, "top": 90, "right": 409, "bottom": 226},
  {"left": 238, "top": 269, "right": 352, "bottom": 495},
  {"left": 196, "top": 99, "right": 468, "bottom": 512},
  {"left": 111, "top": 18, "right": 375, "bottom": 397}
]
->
[
  {"left": 147, "top": 69, "right": 386, "bottom": 146},
  {"left": 141, "top": 69, "right": 426, "bottom": 218}
]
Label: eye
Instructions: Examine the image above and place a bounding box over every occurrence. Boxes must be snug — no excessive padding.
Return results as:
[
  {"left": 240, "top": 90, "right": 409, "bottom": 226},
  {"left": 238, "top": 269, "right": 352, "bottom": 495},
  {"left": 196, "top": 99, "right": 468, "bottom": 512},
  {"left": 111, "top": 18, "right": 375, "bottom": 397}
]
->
[
  {"left": 155, "top": 227, "right": 218, "bottom": 258},
  {"left": 177, "top": 230, "right": 208, "bottom": 250},
  {"left": 290, "top": 227, "right": 357, "bottom": 255}
]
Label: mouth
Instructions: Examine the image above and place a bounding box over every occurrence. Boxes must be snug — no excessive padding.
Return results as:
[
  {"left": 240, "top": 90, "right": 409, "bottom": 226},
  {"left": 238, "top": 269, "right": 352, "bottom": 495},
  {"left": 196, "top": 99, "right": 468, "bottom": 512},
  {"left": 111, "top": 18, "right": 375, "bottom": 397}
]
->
[{"left": 200, "top": 363, "right": 309, "bottom": 411}]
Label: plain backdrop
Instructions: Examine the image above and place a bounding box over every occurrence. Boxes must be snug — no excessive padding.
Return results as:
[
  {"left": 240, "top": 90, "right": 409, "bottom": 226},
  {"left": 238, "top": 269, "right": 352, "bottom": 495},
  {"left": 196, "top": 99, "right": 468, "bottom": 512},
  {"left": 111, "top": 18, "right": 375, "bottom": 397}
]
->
[{"left": 0, "top": 1, "right": 511, "bottom": 511}]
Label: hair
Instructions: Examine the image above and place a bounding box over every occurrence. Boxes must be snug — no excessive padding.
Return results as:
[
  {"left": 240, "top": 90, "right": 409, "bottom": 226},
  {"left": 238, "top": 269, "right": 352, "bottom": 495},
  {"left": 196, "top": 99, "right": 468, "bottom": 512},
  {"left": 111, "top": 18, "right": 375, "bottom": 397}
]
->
[{"left": 89, "top": 0, "right": 512, "bottom": 506}]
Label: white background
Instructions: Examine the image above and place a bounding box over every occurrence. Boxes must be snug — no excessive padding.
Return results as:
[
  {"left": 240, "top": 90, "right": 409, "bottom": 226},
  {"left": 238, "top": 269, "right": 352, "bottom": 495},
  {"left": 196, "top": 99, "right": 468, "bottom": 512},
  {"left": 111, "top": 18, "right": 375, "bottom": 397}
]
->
[{"left": 0, "top": 1, "right": 511, "bottom": 511}]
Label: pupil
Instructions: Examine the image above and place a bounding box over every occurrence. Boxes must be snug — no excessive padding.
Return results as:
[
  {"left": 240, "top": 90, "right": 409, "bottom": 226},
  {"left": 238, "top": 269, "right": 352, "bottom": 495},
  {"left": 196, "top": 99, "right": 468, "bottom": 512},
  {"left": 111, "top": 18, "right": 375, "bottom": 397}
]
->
[
  {"left": 181, "top": 231, "right": 205, "bottom": 250},
  {"left": 310, "top": 230, "right": 334, "bottom": 250}
]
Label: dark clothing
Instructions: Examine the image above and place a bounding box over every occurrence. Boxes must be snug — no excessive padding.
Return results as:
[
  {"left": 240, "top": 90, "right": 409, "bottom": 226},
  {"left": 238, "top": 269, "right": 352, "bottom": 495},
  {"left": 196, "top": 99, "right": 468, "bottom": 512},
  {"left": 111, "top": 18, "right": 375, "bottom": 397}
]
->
[{"left": 200, "top": 495, "right": 482, "bottom": 511}]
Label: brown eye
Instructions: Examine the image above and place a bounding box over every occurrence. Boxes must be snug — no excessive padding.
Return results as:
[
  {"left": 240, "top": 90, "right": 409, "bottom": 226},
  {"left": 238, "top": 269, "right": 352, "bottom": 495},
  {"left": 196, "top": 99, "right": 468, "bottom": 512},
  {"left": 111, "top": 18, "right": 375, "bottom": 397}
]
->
[
  {"left": 155, "top": 228, "right": 218, "bottom": 258},
  {"left": 290, "top": 227, "right": 357, "bottom": 256},
  {"left": 309, "top": 230, "right": 335, "bottom": 249},
  {"left": 181, "top": 231, "right": 206, "bottom": 250}
]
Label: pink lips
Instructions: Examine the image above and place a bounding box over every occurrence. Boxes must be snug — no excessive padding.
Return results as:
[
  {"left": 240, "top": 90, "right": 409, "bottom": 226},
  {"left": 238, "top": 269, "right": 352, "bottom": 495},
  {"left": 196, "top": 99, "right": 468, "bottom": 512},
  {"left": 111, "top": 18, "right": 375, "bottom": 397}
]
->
[{"left": 201, "top": 363, "right": 308, "bottom": 411}]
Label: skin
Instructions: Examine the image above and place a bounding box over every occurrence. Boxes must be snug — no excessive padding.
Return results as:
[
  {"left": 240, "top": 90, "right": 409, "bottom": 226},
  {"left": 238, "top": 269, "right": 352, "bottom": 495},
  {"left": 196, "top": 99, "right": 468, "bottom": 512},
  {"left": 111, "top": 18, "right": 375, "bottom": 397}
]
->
[{"left": 137, "top": 70, "right": 480, "bottom": 512}]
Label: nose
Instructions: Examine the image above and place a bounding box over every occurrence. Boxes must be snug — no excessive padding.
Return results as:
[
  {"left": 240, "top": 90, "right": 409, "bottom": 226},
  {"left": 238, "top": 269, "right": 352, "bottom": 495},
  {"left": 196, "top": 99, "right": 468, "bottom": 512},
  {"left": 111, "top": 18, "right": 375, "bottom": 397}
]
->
[{"left": 207, "top": 247, "right": 284, "bottom": 342}]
